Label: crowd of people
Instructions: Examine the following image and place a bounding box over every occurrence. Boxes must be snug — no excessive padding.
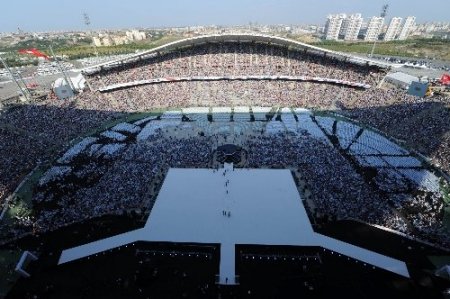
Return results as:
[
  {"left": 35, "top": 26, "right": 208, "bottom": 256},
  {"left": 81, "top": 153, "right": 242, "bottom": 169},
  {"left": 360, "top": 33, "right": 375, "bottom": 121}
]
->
[
  {"left": 31, "top": 129, "right": 213, "bottom": 233},
  {"left": 80, "top": 80, "right": 417, "bottom": 111},
  {"left": 87, "top": 42, "right": 384, "bottom": 90},
  {"left": 86, "top": 80, "right": 449, "bottom": 176},
  {"left": 0, "top": 40, "right": 449, "bottom": 249},
  {"left": 81, "top": 38, "right": 449, "bottom": 171},
  {"left": 340, "top": 98, "right": 450, "bottom": 174},
  {"left": 244, "top": 133, "right": 448, "bottom": 246},
  {"left": 1, "top": 118, "right": 444, "bottom": 247},
  {"left": 389, "top": 191, "right": 446, "bottom": 242},
  {"left": 0, "top": 94, "right": 121, "bottom": 204}
]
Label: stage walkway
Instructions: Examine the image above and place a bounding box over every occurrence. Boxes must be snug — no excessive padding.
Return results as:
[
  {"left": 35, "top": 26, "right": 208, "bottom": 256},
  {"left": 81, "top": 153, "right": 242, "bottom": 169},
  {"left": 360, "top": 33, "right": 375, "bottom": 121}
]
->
[{"left": 59, "top": 165, "right": 410, "bottom": 284}]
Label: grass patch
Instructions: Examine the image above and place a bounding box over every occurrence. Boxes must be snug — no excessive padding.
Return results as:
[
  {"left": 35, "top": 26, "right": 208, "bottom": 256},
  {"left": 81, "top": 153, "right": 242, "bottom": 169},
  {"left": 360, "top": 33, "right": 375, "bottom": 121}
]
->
[
  {"left": 441, "top": 179, "right": 450, "bottom": 205},
  {"left": 0, "top": 34, "right": 186, "bottom": 66},
  {"left": 2, "top": 200, "right": 32, "bottom": 227},
  {"left": 444, "top": 206, "right": 450, "bottom": 232},
  {"left": 311, "top": 39, "right": 450, "bottom": 61},
  {"left": 0, "top": 249, "right": 22, "bottom": 298},
  {"left": 55, "top": 35, "right": 185, "bottom": 60},
  {"left": 427, "top": 255, "right": 450, "bottom": 269},
  {"left": 0, "top": 167, "right": 45, "bottom": 226},
  {"left": 440, "top": 179, "right": 450, "bottom": 232},
  {"left": 14, "top": 168, "right": 46, "bottom": 206}
]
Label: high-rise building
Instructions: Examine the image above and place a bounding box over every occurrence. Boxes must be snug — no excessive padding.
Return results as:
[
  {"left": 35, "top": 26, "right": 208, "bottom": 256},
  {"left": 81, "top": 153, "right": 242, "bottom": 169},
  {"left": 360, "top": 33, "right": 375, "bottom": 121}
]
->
[
  {"left": 384, "top": 17, "right": 403, "bottom": 41},
  {"left": 101, "top": 36, "right": 113, "bottom": 47},
  {"left": 324, "top": 14, "right": 346, "bottom": 40},
  {"left": 398, "top": 16, "right": 416, "bottom": 40},
  {"left": 112, "top": 36, "right": 129, "bottom": 45},
  {"left": 365, "top": 16, "right": 384, "bottom": 41},
  {"left": 341, "top": 14, "right": 363, "bottom": 41},
  {"left": 126, "top": 30, "right": 147, "bottom": 41},
  {"left": 92, "top": 36, "right": 102, "bottom": 47}
]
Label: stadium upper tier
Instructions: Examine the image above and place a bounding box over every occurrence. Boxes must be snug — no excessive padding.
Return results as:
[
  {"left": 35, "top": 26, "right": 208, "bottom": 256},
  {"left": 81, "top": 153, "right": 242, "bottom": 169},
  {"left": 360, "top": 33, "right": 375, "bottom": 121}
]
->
[
  {"left": 83, "top": 33, "right": 392, "bottom": 75},
  {"left": 84, "top": 36, "right": 387, "bottom": 91}
]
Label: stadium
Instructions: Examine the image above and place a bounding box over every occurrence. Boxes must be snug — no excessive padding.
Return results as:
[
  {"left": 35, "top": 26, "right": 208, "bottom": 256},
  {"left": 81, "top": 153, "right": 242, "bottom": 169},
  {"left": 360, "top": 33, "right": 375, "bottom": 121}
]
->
[{"left": 0, "top": 33, "right": 450, "bottom": 298}]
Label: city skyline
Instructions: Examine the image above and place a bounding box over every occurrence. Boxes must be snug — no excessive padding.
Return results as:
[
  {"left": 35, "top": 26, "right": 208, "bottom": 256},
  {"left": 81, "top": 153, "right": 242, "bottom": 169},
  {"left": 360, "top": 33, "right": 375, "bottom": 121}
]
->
[{"left": 1, "top": 0, "right": 449, "bottom": 32}]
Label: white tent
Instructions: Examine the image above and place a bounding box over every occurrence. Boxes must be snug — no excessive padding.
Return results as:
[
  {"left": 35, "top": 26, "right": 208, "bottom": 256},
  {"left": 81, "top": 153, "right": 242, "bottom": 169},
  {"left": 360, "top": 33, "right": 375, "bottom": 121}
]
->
[{"left": 53, "top": 74, "right": 86, "bottom": 100}]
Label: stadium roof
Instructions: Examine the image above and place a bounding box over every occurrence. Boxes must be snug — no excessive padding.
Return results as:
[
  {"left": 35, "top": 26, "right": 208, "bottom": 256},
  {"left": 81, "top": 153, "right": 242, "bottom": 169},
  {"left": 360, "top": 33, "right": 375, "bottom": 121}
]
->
[
  {"left": 385, "top": 72, "right": 420, "bottom": 87},
  {"left": 83, "top": 33, "right": 393, "bottom": 75}
]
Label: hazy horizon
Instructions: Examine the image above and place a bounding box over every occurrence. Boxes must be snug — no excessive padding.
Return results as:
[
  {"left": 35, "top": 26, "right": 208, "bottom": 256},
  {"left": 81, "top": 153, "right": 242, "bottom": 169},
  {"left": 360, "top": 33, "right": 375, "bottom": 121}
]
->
[{"left": 1, "top": 0, "right": 450, "bottom": 33}]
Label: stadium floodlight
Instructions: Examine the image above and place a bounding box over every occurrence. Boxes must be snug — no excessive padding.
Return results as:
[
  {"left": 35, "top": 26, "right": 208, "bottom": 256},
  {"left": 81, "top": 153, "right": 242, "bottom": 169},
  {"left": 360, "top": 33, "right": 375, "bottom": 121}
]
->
[
  {"left": 369, "top": 4, "right": 389, "bottom": 58},
  {"left": 83, "top": 12, "right": 99, "bottom": 57},
  {"left": 83, "top": 12, "right": 91, "bottom": 27}
]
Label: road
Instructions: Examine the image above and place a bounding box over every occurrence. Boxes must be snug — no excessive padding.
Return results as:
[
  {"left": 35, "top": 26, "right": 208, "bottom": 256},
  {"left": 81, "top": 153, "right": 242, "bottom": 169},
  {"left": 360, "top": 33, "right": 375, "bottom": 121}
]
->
[{"left": 0, "top": 70, "right": 81, "bottom": 101}]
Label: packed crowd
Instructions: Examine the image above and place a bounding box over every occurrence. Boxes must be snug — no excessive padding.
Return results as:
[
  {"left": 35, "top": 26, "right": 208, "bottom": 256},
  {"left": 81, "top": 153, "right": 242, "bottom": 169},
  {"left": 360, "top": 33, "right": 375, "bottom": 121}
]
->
[
  {"left": 0, "top": 105, "right": 448, "bottom": 248},
  {"left": 30, "top": 121, "right": 448, "bottom": 246},
  {"left": 246, "top": 134, "right": 364, "bottom": 221},
  {"left": 104, "top": 81, "right": 347, "bottom": 110},
  {"left": 244, "top": 133, "right": 449, "bottom": 246},
  {"left": 0, "top": 41, "right": 448, "bottom": 249},
  {"left": 0, "top": 92, "right": 121, "bottom": 203},
  {"left": 81, "top": 42, "right": 448, "bottom": 180},
  {"left": 32, "top": 130, "right": 213, "bottom": 233},
  {"left": 86, "top": 42, "right": 385, "bottom": 90},
  {"left": 95, "top": 80, "right": 449, "bottom": 175},
  {"left": 340, "top": 98, "right": 450, "bottom": 174},
  {"left": 390, "top": 191, "right": 446, "bottom": 242},
  {"left": 83, "top": 80, "right": 418, "bottom": 111},
  {"left": 0, "top": 81, "right": 448, "bottom": 210}
]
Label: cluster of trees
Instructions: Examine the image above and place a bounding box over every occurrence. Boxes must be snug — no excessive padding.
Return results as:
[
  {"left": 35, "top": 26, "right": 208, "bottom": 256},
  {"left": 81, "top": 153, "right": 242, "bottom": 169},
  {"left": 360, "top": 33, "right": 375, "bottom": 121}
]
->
[
  {"left": 0, "top": 34, "right": 184, "bottom": 65},
  {"left": 0, "top": 57, "right": 39, "bottom": 69},
  {"left": 55, "top": 35, "right": 183, "bottom": 60},
  {"left": 0, "top": 38, "right": 80, "bottom": 69}
]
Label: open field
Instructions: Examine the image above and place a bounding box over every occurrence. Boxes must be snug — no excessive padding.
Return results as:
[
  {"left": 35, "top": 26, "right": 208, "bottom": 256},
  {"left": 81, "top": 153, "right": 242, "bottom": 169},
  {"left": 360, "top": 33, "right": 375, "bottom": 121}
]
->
[
  {"left": 0, "top": 34, "right": 186, "bottom": 64},
  {"left": 312, "top": 39, "right": 450, "bottom": 61},
  {"left": 54, "top": 35, "right": 185, "bottom": 59}
]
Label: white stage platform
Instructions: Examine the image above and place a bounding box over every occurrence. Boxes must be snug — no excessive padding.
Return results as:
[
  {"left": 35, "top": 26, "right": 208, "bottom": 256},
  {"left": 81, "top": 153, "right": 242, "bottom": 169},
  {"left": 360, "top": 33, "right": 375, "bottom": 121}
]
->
[{"left": 59, "top": 165, "right": 410, "bottom": 284}]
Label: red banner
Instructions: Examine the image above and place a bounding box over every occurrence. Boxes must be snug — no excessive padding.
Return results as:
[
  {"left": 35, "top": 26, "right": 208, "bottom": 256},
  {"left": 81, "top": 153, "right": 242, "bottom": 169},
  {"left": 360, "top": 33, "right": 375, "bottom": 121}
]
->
[
  {"left": 18, "top": 48, "right": 50, "bottom": 60},
  {"left": 440, "top": 74, "right": 450, "bottom": 85}
]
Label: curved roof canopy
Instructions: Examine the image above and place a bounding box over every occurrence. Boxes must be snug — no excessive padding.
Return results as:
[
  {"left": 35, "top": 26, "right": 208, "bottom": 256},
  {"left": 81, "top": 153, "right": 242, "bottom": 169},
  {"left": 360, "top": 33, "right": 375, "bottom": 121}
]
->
[{"left": 83, "top": 33, "right": 392, "bottom": 75}]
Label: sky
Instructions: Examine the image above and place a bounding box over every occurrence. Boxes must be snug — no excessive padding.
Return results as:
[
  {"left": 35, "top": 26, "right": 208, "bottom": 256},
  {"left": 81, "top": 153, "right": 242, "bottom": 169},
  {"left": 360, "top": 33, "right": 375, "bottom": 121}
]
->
[{"left": 1, "top": 0, "right": 449, "bottom": 32}]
